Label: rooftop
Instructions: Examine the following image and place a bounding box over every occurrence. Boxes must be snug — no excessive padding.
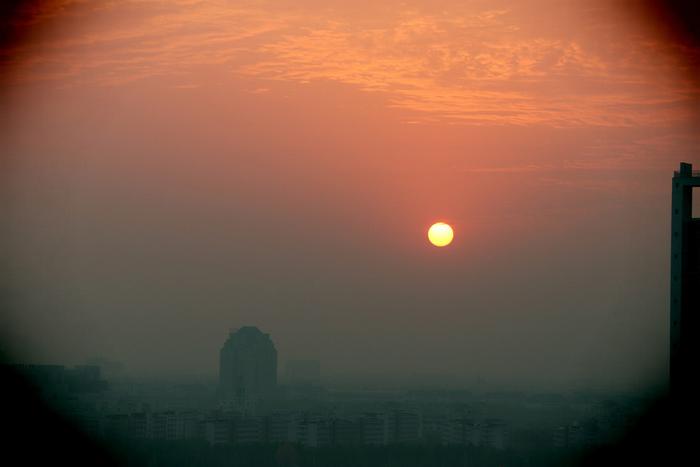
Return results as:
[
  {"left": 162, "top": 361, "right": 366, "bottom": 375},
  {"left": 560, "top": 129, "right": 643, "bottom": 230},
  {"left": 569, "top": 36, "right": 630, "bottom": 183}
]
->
[
  {"left": 673, "top": 162, "right": 700, "bottom": 179},
  {"left": 673, "top": 170, "right": 700, "bottom": 177}
]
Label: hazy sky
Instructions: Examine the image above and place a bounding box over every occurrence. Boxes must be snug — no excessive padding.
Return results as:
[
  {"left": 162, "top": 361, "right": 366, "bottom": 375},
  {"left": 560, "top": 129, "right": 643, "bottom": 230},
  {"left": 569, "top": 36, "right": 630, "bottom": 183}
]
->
[{"left": 2, "top": 0, "right": 699, "bottom": 391}]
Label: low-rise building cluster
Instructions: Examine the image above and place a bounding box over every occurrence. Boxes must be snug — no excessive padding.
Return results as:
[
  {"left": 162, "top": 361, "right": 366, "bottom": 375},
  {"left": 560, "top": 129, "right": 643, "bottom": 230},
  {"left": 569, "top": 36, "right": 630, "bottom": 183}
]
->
[{"left": 72, "top": 408, "right": 508, "bottom": 449}]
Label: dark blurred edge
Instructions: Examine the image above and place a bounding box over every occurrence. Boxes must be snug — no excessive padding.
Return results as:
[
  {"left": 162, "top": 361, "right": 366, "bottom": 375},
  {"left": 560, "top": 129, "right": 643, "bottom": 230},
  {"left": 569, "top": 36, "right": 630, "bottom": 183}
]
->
[
  {"left": 0, "top": 0, "right": 50, "bottom": 50},
  {"left": 638, "top": 0, "right": 700, "bottom": 47},
  {"left": 0, "top": 363, "right": 121, "bottom": 465},
  {"left": 0, "top": 360, "right": 690, "bottom": 466},
  {"left": 0, "top": 0, "right": 697, "bottom": 465},
  {"left": 580, "top": 394, "right": 689, "bottom": 465},
  {"left": 0, "top": 3, "right": 117, "bottom": 464}
]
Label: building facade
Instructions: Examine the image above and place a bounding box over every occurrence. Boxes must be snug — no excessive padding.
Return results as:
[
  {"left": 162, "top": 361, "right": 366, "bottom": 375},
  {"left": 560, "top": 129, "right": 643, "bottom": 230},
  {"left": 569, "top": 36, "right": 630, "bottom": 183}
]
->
[
  {"left": 670, "top": 162, "right": 700, "bottom": 398},
  {"left": 219, "top": 326, "right": 277, "bottom": 404}
]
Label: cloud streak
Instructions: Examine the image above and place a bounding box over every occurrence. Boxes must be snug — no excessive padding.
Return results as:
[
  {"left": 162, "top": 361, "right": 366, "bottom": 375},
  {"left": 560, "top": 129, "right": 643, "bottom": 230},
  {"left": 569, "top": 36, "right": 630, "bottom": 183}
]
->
[{"left": 2, "top": 0, "right": 698, "bottom": 127}]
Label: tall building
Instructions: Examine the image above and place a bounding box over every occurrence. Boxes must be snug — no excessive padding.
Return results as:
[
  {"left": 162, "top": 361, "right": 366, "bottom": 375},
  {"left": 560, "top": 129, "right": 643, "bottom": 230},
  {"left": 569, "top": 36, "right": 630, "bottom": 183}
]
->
[
  {"left": 670, "top": 162, "right": 700, "bottom": 398},
  {"left": 219, "top": 326, "right": 277, "bottom": 403}
]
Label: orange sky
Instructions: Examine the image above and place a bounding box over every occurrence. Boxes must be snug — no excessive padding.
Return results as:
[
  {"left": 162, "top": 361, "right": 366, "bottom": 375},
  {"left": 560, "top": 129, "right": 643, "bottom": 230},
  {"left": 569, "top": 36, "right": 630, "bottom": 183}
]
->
[{"left": 1, "top": 0, "right": 699, "bottom": 390}]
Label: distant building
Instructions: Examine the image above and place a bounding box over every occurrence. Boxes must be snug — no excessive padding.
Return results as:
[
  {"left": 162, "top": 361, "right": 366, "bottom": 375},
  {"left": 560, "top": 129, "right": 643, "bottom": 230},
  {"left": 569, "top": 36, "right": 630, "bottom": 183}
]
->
[
  {"left": 175, "top": 411, "right": 200, "bottom": 440},
  {"left": 128, "top": 412, "right": 149, "bottom": 439},
  {"left": 150, "top": 411, "right": 177, "bottom": 440},
  {"left": 422, "top": 412, "right": 450, "bottom": 444},
  {"left": 84, "top": 357, "right": 125, "bottom": 381},
  {"left": 265, "top": 413, "right": 291, "bottom": 443},
  {"left": 670, "top": 162, "right": 700, "bottom": 398},
  {"left": 66, "top": 365, "right": 108, "bottom": 392},
  {"left": 219, "top": 326, "right": 277, "bottom": 404},
  {"left": 477, "top": 419, "right": 507, "bottom": 450},
  {"left": 234, "top": 416, "right": 264, "bottom": 443},
  {"left": 284, "top": 360, "right": 321, "bottom": 386},
  {"left": 330, "top": 418, "right": 361, "bottom": 445},
  {"left": 359, "top": 413, "right": 387, "bottom": 445},
  {"left": 5, "top": 364, "right": 108, "bottom": 398},
  {"left": 203, "top": 417, "right": 233, "bottom": 445},
  {"left": 291, "top": 414, "right": 331, "bottom": 447},
  {"left": 447, "top": 418, "right": 477, "bottom": 446},
  {"left": 386, "top": 409, "right": 420, "bottom": 443}
]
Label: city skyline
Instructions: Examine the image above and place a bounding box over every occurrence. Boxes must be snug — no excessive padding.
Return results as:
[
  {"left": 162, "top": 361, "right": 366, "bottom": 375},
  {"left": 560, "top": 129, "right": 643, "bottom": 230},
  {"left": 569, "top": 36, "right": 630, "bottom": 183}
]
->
[
  {"left": 2, "top": 0, "right": 699, "bottom": 404},
  {"left": 3, "top": 2, "right": 698, "bottom": 464}
]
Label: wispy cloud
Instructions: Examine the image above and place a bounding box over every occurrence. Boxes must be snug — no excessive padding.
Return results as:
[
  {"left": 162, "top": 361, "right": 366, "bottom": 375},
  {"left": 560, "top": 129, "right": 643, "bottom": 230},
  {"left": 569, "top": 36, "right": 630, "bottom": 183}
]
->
[
  {"left": 4, "top": 0, "right": 698, "bottom": 127},
  {"left": 240, "top": 7, "right": 697, "bottom": 127}
]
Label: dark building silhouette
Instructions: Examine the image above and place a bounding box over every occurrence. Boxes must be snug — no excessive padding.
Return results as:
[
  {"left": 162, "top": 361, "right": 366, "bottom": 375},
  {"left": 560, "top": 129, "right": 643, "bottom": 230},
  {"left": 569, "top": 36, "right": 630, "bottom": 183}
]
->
[
  {"left": 219, "top": 326, "right": 277, "bottom": 404},
  {"left": 670, "top": 162, "right": 700, "bottom": 399},
  {"left": 4, "top": 364, "right": 108, "bottom": 398}
]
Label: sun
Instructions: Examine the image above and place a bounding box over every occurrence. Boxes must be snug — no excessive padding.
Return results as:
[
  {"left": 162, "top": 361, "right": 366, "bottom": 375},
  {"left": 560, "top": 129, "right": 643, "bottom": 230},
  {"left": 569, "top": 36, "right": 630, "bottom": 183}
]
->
[{"left": 427, "top": 222, "right": 454, "bottom": 247}]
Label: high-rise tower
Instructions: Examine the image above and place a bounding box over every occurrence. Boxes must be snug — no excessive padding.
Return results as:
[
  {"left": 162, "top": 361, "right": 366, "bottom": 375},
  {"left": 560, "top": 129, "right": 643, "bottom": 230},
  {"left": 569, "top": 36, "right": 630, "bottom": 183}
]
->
[
  {"left": 670, "top": 162, "right": 700, "bottom": 398},
  {"left": 219, "top": 326, "right": 277, "bottom": 403}
]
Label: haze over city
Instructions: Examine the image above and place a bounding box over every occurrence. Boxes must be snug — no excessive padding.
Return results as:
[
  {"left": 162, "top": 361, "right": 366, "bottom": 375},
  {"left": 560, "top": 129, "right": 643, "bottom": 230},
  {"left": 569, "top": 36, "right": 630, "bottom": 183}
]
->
[{"left": 2, "top": 0, "right": 699, "bottom": 394}]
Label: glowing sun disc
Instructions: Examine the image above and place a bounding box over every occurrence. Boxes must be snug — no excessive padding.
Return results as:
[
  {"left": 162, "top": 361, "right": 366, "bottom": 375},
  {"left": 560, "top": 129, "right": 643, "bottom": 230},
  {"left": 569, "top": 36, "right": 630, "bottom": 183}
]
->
[{"left": 428, "top": 222, "right": 454, "bottom": 247}]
